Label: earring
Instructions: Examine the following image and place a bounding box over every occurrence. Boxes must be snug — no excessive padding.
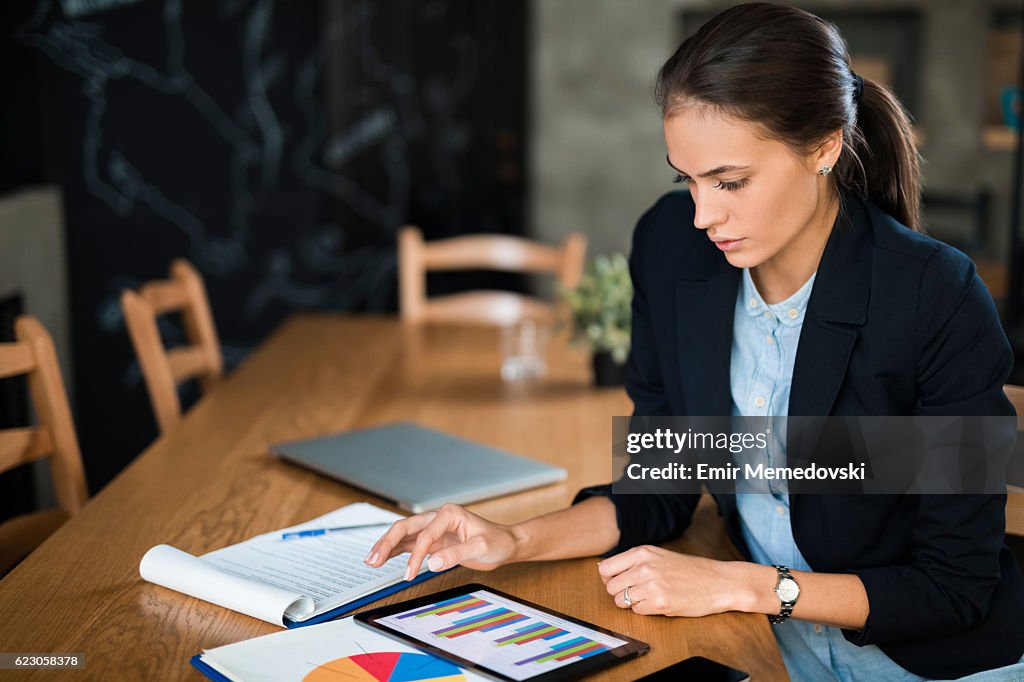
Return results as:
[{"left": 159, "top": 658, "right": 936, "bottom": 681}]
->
[{"left": 818, "top": 164, "right": 832, "bottom": 176}]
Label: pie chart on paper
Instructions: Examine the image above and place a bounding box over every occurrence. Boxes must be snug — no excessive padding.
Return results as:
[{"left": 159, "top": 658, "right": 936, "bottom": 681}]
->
[{"left": 303, "top": 652, "right": 466, "bottom": 682}]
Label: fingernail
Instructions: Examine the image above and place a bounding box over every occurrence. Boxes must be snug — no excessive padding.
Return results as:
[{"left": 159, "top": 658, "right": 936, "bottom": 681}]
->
[
  {"left": 427, "top": 556, "right": 444, "bottom": 572},
  {"left": 404, "top": 567, "right": 413, "bottom": 581},
  {"left": 367, "top": 552, "right": 379, "bottom": 565}
]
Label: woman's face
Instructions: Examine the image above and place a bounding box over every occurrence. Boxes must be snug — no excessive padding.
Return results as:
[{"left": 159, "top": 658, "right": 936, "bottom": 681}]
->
[{"left": 663, "top": 106, "right": 838, "bottom": 271}]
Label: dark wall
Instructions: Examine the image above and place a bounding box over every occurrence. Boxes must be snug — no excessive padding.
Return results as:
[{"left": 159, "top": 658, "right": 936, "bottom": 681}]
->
[{"left": 7, "top": 0, "right": 528, "bottom": 493}]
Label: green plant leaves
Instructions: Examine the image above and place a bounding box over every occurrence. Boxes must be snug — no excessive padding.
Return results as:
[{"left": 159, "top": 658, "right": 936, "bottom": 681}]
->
[{"left": 559, "top": 253, "right": 632, "bottom": 363}]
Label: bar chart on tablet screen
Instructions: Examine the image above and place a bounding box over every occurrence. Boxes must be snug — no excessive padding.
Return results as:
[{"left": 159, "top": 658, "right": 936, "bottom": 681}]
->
[{"left": 379, "top": 591, "right": 628, "bottom": 681}]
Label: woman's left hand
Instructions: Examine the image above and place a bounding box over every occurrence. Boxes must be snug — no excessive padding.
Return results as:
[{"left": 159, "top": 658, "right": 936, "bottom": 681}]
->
[{"left": 598, "top": 545, "right": 749, "bottom": 617}]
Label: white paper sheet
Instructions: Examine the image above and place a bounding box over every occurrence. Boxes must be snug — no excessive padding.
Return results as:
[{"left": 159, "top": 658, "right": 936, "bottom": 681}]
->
[
  {"left": 199, "top": 616, "right": 489, "bottom": 682},
  {"left": 139, "top": 503, "right": 424, "bottom": 626},
  {"left": 140, "top": 544, "right": 312, "bottom": 626}
]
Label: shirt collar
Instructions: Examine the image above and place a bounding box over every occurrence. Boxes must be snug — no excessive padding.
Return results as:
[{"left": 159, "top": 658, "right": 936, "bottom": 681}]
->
[{"left": 741, "top": 268, "right": 816, "bottom": 327}]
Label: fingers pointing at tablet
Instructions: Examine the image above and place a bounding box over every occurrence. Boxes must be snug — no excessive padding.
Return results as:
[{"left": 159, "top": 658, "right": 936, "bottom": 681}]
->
[{"left": 364, "top": 504, "right": 520, "bottom": 579}]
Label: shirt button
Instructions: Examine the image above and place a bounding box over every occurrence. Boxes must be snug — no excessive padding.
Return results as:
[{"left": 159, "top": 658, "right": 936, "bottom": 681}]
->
[
  {"left": 788, "top": 308, "right": 799, "bottom": 319},
  {"left": 754, "top": 396, "right": 766, "bottom": 408},
  {"left": 766, "top": 335, "right": 774, "bottom": 345},
  {"left": 763, "top": 311, "right": 772, "bottom": 319},
  {"left": 749, "top": 298, "right": 759, "bottom": 308},
  {"left": 813, "top": 624, "right": 823, "bottom": 634},
  {"left": 775, "top": 505, "right": 785, "bottom": 515}
]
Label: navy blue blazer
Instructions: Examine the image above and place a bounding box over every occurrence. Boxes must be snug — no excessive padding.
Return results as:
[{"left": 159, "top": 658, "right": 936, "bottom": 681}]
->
[{"left": 575, "top": 189, "right": 1024, "bottom": 679}]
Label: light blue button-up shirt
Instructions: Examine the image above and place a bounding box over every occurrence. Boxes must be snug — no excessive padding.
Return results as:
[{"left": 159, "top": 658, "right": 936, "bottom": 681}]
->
[{"left": 729, "top": 268, "right": 1024, "bottom": 682}]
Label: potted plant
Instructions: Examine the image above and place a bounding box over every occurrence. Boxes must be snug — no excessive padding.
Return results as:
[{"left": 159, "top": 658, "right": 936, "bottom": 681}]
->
[{"left": 561, "top": 253, "right": 632, "bottom": 386}]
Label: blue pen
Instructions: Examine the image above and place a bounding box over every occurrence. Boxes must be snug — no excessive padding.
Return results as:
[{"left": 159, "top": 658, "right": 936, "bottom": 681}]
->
[{"left": 280, "top": 521, "right": 393, "bottom": 540}]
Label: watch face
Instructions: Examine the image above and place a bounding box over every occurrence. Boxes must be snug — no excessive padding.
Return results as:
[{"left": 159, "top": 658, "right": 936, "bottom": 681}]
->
[{"left": 777, "top": 577, "right": 800, "bottom": 602}]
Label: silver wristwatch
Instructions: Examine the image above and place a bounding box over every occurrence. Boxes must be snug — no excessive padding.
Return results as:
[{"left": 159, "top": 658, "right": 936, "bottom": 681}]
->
[{"left": 769, "top": 564, "right": 800, "bottom": 625}]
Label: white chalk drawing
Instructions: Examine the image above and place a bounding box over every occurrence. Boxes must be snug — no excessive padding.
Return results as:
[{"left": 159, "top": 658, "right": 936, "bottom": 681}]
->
[
  {"left": 60, "top": 0, "right": 142, "bottom": 20},
  {"left": 323, "top": 108, "right": 398, "bottom": 169},
  {"left": 20, "top": 0, "right": 486, "bottom": 386}
]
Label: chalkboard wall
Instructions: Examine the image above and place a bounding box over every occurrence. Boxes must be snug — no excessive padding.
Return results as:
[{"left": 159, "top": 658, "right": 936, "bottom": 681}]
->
[{"left": 8, "top": 0, "right": 528, "bottom": 492}]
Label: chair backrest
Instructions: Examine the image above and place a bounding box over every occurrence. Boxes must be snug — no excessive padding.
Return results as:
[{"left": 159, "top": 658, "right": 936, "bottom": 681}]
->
[
  {"left": 121, "top": 259, "right": 223, "bottom": 434},
  {"left": 1003, "top": 384, "right": 1024, "bottom": 536},
  {"left": 398, "top": 226, "right": 586, "bottom": 326},
  {"left": 0, "top": 315, "right": 87, "bottom": 518}
]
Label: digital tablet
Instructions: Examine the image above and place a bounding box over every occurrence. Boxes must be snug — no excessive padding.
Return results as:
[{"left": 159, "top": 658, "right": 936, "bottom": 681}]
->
[{"left": 354, "top": 584, "right": 650, "bottom": 682}]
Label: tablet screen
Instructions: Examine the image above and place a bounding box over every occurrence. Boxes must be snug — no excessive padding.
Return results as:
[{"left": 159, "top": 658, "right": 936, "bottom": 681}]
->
[{"left": 360, "top": 586, "right": 645, "bottom": 681}]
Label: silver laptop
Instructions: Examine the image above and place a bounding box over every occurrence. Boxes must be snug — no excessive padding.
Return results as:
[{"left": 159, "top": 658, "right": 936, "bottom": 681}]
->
[{"left": 270, "top": 422, "right": 568, "bottom": 512}]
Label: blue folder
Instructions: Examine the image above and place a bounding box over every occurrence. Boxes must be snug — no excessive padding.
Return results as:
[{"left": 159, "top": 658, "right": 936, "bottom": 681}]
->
[{"left": 191, "top": 656, "right": 230, "bottom": 682}]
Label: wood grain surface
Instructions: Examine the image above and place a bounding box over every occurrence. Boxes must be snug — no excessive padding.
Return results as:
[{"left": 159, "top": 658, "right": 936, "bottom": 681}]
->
[{"left": 0, "top": 315, "right": 787, "bottom": 681}]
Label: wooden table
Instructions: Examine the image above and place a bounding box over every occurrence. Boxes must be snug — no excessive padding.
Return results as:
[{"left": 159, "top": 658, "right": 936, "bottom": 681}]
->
[{"left": 0, "top": 316, "right": 787, "bottom": 681}]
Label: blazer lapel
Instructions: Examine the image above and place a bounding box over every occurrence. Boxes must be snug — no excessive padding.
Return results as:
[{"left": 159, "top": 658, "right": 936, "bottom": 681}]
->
[
  {"left": 675, "top": 265, "right": 740, "bottom": 416},
  {"left": 786, "top": 194, "right": 873, "bottom": 492},
  {"left": 788, "top": 322, "right": 857, "bottom": 418},
  {"left": 789, "top": 195, "right": 872, "bottom": 418}
]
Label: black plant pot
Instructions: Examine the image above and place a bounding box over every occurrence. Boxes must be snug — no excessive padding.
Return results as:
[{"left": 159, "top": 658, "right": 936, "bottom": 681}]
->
[{"left": 592, "top": 351, "right": 626, "bottom": 387}]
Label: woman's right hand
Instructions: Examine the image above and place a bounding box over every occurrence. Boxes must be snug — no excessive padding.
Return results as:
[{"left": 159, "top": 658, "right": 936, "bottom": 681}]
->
[{"left": 364, "top": 503, "right": 523, "bottom": 580}]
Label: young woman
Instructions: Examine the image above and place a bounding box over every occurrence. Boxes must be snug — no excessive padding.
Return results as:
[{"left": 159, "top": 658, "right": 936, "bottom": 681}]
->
[{"left": 366, "top": 4, "right": 1024, "bottom": 679}]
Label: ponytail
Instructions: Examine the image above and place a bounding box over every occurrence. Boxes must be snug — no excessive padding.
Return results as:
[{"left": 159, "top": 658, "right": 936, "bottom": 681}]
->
[{"left": 839, "top": 77, "right": 923, "bottom": 231}]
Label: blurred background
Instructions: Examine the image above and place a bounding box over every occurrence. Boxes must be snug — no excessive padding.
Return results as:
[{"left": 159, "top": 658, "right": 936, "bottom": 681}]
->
[{"left": 1, "top": 0, "right": 1022, "bottom": 522}]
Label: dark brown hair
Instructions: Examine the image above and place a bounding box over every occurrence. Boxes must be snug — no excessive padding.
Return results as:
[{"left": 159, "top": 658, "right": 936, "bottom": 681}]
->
[{"left": 655, "top": 3, "right": 922, "bottom": 231}]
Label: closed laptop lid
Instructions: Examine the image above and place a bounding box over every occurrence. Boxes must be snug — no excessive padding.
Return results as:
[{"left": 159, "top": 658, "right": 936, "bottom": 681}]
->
[{"left": 270, "top": 422, "right": 568, "bottom": 512}]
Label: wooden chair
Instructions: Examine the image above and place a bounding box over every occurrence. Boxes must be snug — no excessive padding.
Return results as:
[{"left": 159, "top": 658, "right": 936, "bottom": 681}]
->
[
  {"left": 1003, "top": 384, "right": 1024, "bottom": 536},
  {"left": 398, "top": 226, "right": 586, "bottom": 326},
  {"left": 0, "top": 316, "right": 88, "bottom": 576},
  {"left": 121, "top": 260, "right": 223, "bottom": 435}
]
